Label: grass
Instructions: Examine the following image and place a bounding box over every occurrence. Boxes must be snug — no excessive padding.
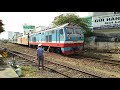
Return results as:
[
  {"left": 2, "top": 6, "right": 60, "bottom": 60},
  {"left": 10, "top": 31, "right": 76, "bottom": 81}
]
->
[{"left": 20, "top": 65, "right": 39, "bottom": 77}]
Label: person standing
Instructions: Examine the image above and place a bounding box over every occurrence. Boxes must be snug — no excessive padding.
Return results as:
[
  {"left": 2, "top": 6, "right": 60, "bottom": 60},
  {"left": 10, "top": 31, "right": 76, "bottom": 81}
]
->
[{"left": 36, "top": 44, "right": 44, "bottom": 70}]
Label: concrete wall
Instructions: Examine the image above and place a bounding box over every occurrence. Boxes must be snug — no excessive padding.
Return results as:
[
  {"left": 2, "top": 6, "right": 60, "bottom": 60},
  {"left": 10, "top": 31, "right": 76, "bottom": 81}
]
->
[
  {"left": 85, "top": 41, "right": 120, "bottom": 50},
  {"left": 84, "top": 36, "right": 120, "bottom": 50}
]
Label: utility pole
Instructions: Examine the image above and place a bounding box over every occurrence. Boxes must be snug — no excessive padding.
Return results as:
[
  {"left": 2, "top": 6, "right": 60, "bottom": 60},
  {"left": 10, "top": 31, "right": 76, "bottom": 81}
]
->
[{"left": 28, "top": 33, "right": 30, "bottom": 47}]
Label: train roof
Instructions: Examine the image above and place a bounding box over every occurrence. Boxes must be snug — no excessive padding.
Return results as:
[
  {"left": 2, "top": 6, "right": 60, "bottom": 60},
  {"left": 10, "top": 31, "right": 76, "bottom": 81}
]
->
[
  {"left": 29, "top": 23, "right": 69, "bottom": 36},
  {"left": 29, "top": 23, "right": 82, "bottom": 36},
  {"left": 17, "top": 35, "right": 28, "bottom": 38}
]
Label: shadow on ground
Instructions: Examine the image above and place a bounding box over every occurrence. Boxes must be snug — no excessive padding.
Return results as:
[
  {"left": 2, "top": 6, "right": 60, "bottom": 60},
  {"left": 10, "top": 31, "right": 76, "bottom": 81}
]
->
[
  {"left": 65, "top": 50, "right": 112, "bottom": 60},
  {"left": 0, "top": 61, "right": 9, "bottom": 71}
]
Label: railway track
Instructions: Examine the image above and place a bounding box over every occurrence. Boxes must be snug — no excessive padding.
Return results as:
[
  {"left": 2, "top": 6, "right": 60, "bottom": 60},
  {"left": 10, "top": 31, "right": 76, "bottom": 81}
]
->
[
  {"left": 3, "top": 42, "right": 120, "bottom": 65},
  {"left": 83, "top": 49, "right": 120, "bottom": 54},
  {"left": 0, "top": 47, "right": 101, "bottom": 78},
  {"left": 70, "top": 54, "right": 120, "bottom": 66}
]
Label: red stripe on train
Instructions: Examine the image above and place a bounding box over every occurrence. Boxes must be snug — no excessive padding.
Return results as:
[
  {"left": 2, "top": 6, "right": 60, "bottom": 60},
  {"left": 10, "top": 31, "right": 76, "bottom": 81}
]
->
[{"left": 29, "top": 42, "right": 83, "bottom": 47}]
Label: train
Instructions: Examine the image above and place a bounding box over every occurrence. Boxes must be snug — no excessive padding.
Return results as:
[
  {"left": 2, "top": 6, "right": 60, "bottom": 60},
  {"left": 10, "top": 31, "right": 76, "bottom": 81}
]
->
[{"left": 15, "top": 23, "right": 84, "bottom": 55}]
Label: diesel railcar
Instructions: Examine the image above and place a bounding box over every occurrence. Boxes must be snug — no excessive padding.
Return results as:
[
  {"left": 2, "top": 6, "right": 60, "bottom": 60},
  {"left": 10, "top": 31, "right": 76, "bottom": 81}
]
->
[{"left": 28, "top": 23, "right": 84, "bottom": 55}]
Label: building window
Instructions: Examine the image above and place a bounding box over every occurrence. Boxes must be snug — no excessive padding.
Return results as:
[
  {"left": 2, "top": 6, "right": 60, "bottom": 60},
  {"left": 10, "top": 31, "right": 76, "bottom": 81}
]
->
[
  {"left": 114, "top": 12, "right": 120, "bottom": 14},
  {"left": 107, "top": 18, "right": 111, "bottom": 21}
]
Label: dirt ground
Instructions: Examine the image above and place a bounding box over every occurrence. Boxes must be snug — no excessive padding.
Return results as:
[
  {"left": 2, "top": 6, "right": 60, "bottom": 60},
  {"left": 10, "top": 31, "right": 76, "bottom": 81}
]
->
[{"left": 1, "top": 42, "right": 120, "bottom": 78}]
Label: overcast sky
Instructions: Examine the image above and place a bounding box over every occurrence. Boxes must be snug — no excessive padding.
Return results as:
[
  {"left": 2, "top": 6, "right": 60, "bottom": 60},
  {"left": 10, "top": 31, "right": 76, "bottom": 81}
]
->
[{"left": 0, "top": 12, "right": 91, "bottom": 39}]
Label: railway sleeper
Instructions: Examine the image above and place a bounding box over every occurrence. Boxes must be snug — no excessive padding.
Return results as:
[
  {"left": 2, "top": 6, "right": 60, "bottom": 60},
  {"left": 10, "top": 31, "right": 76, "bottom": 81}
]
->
[
  {"left": 56, "top": 68, "right": 70, "bottom": 73},
  {"left": 46, "top": 64, "right": 58, "bottom": 69},
  {"left": 71, "top": 72, "right": 95, "bottom": 78},
  {"left": 62, "top": 70, "right": 80, "bottom": 76}
]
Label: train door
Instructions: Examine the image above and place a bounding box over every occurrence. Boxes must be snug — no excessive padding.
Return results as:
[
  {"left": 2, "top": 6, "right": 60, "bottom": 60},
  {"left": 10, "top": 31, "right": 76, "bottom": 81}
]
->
[
  {"left": 56, "top": 30, "right": 59, "bottom": 43},
  {"left": 59, "top": 28, "right": 64, "bottom": 42}
]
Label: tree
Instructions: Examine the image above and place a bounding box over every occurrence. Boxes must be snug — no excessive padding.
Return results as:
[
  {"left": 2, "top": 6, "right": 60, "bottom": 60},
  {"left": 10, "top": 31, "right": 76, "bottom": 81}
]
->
[
  {"left": 52, "top": 13, "right": 92, "bottom": 37},
  {"left": 83, "top": 16, "right": 93, "bottom": 37},
  {"left": 0, "top": 20, "right": 5, "bottom": 33}
]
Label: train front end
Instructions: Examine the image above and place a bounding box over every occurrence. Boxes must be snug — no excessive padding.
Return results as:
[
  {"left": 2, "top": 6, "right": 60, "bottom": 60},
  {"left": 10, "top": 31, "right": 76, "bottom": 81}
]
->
[{"left": 61, "top": 24, "right": 84, "bottom": 55}]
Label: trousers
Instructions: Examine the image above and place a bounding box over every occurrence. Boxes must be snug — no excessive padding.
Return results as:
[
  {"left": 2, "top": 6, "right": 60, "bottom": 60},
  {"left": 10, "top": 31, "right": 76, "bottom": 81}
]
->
[{"left": 38, "top": 56, "right": 44, "bottom": 69}]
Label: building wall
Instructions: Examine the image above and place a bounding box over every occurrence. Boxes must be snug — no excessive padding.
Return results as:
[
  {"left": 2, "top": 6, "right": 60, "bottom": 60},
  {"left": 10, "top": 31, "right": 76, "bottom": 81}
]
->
[
  {"left": 92, "top": 12, "right": 120, "bottom": 39},
  {"left": 84, "top": 36, "right": 119, "bottom": 50},
  {"left": 85, "top": 12, "right": 120, "bottom": 49},
  {"left": 92, "top": 14, "right": 120, "bottom": 30},
  {"left": 85, "top": 41, "right": 120, "bottom": 50},
  {"left": 23, "top": 24, "right": 35, "bottom": 35},
  {"left": 92, "top": 12, "right": 114, "bottom": 16},
  {"left": 8, "top": 31, "right": 14, "bottom": 40}
]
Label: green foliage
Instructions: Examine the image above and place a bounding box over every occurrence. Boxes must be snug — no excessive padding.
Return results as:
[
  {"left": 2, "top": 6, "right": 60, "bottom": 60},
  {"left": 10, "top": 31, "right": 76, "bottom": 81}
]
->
[
  {"left": 0, "top": 20, "right": 5, "bottom": 33},
  {"left": 52, "top": 13, "right": 93, "bottom": 37},
  {"left": 20, "top": 65, "right": 38, "bottom": 77},
  {"left": 84, "top": 29, "right": 93, "bottom": 37},
  {"left": 53, "top": 13, "right": 79, "bottom": 26}
]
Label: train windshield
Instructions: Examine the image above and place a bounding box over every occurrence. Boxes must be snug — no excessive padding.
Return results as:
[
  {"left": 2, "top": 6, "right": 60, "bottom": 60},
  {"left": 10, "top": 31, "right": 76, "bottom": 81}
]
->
[
  {"left": 74, "top": 28, "right": 81, "bottom": 34},
  {"left": 66, "top": 28, "right": 74, "bottom": 34}
]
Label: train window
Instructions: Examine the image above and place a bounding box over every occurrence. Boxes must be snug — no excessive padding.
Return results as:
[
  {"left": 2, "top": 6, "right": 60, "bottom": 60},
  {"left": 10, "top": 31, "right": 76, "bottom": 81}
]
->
[
  {"left": 52, "top": 30, "right": 54, "bottom": 33},
  {"left": 59, "top": 29, "right": 63, "bottom": 34},
  {"left": 49, "top": 35, "right": 52, "bottom": 42},
  {"left": 45, "top": 35, "right": 52, "bottom": 42},
  {"left": 46, "top": 36, "right": 48, "bottom": 42},
  {"left": 66, "top": 28, "right": 74, "bottom": 34},
  {"left": 42, "top": 32, "right": 44, "bottom": 35},
  {"left": 32, "top": 37, "right": 36, "bottom": 42},
  {"left": 49, "top": 31, "right": 52, "bottom": 34},
  {"left": 74, "top": 28, "right": 81, "bottom": 34},
  {"left": 34, "top": 37, "right": 36, "bottom": 42}
]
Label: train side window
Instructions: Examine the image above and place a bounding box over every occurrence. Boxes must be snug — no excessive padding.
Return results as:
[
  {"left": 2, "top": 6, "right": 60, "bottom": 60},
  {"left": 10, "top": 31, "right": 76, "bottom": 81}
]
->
[
  {"left": 52, "top": 30, "right": 54, "bottom": 33},
  {"left": 59, "top": 29, "right": 63, "bottom": 34},
  {"left": 34, "top": 37, "right": 36, "bottom": 42},
  {"left": 49, "top": 35, "right": 52, "bottom": 42},
  {"left": 32, "top": 37, "right": 36, "bottom": 42},
  {"left": 75, "top": 28, "right": 81, "bottom": 34},
  {"left": 67, "top": 28, "right": 73, "bottom": 34},
  {"left": 46, "top": 36, "right": 48, "bottom": 42}
]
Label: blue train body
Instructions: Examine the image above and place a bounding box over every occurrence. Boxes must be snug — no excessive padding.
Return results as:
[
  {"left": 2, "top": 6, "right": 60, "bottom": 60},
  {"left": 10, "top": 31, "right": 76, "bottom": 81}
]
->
[{"left": 29, "top": 23, "right": 84, "bottom": 55}]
